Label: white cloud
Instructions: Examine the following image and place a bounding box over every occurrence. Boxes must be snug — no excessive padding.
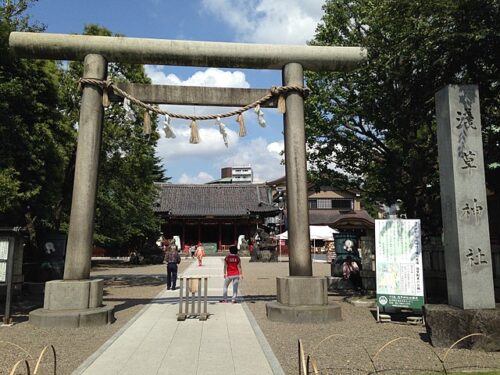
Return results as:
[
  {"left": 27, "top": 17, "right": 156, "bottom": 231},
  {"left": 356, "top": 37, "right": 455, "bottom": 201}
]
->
[
  {"left": 157, "top": 120, "right": 240, "bottom": 160},
  {"left": 148, "top": 66, "right": 254, "bottom": 164},
  {"left": 158, "top": 129, "right": 285, "bottom": 183},
  {"left": 157, "top": 122, "right": 285, "bottom": 182},
  {"left": 215, "top": 137, "right": 284, "bottom": 182},
  {"left": 145, "top": 65, "right": 252, "bottom": 121},
  {"left": 178, "top": 171, "right": 214, "bottom": 184},
  {"left": 146, "top": 64, "right": 285, "bottom": 183},
  {"left": 145, "top": 66, "right": 250, "bottom": 88},
  {"left": 201, "top": 0, "right": 324, "bottom": 44}
]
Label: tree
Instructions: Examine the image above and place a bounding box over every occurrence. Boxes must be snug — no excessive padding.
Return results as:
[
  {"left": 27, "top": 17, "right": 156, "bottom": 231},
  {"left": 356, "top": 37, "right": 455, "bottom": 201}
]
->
[
  {"left": 62, "top": 24, "right": 167, "bottom": 253},
  {"left": 305, "top": 0, "right": 499, "bottom": 232},
  {"left": 0, "top": 0, "right": 75, "bottom": 245}
]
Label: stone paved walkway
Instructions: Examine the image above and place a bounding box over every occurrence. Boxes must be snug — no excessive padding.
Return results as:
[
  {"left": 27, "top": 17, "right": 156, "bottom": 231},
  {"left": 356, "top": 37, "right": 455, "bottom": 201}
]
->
[{"left": 73, "top": 257, "right": 283, "bottom": 375}]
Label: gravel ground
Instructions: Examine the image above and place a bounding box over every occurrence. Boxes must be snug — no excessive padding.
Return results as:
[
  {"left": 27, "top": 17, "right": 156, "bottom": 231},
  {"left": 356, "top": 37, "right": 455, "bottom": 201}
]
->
[
  {"left": 239, "top": 259, "right": 500, "bottom": 375},
  {"left": 0, "top": 259, "right": 193, "bottom": 375},
  {"left": 1, "top": 257, "right": 499, "bottom": 375}
]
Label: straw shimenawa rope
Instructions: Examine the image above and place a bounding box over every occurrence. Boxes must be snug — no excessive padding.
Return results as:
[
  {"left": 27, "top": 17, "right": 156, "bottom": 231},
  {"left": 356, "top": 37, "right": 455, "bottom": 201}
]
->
[{"left": 78, "top": 78, "right": 309, "bottom": 121}]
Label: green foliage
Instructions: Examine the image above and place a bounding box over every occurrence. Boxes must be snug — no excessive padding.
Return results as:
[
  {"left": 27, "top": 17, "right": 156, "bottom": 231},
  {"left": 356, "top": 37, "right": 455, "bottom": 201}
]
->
[
  {"left": 1, "top": 6, "right": 167, "bottom": 253},
  {"left": 0, "top": 168, "right": 25, "bottom": 211},
  {"left": 62, "top": 24, "right": 167, "bottom": 252},
  {"left": 0, "top": 0, "right": 75, "bottom": 238},
  {"left": 306, "top": 0, "right": 499, "bottom": 233}
]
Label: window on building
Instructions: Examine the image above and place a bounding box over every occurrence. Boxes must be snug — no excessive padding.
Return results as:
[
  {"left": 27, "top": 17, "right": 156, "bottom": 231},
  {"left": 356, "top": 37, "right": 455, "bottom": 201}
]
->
[
  {"left": 317, "top": 199, "right": 332, "bottom": 209},
  {"left": 331, "top": 199, "right": 353, "bottom": 209},
  {"left": 308, "top": 198, "right": 354, "bottom": 210}
]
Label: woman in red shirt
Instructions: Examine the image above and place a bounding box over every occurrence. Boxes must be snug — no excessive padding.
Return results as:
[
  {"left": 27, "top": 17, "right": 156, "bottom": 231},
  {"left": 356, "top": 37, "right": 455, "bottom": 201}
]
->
[{"left": 221, "top": 245, "right": 243, "bottom": 303}]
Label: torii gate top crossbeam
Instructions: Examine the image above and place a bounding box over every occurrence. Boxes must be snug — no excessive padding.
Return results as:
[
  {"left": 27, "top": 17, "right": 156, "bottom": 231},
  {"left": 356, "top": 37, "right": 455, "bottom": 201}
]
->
[{"left": 9, "top": 32, "right": 366, "bottom": 72}]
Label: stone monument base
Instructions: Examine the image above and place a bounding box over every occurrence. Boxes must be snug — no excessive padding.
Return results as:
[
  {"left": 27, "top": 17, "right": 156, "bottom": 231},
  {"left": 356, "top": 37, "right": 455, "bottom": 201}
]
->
[
  {"left": 266, "top": 276, "right": 342, "bottom": 323},
  {"left": 29, "top": 279, "right": 115, "bottom": 328},
  {"left": 423, "top": 304, "right": 500, "bottom": 351}
]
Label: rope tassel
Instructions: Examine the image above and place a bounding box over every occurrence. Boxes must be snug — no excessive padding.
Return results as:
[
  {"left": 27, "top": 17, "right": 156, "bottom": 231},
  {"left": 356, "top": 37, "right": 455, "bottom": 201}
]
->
[
  {"left": 163, "top": 115, "right": 176, "bottom": 139},
  {"left": 277, "top": 95, "right": 286, "bottom": 113},
  {"left": 254, "top": 104, "right": 266, "bottom": 128},
  {"left": 216, "top": 117, "right": 229, "bottom": 147},
  {"left": 190, "top": 120, "right": 200, "bottom": 144},
  {"left": 143, "top": 111, "right": 152, "bottom": 134},
  {"left": 236, "top": 114, "right": 246, "bottom": 137},
  {"left": 102, "top": 87, "right": 110, "bottom": 107}
]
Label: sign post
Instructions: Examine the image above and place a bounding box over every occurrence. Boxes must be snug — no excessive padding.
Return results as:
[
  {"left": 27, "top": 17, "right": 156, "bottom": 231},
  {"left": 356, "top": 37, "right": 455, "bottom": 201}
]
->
[
  {"left": 375, "top": 219, "right": 424, "bottom": 320},
  {"left": 1, "top": 232, "right": 17, "bottom": 325}
]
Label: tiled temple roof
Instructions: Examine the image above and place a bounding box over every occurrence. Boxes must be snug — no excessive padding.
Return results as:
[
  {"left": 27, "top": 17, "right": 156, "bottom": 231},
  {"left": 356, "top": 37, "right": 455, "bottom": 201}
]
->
[
  {"left": 154, "top": 183, "right": 279, "bottom": 217},
  {"left": 309, "top": 209, "right": 375, "bottom": 227}
]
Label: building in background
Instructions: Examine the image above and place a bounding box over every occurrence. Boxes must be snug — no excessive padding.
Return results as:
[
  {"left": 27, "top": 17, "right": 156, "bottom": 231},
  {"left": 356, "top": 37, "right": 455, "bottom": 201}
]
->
[
  {"left": 265, "top": 176, "right": 375, "bottom": 237},
  {"left": 264, "top": 176, "right": 375, "bottom": 259},
  {"left": 154, "top": 183, "right": 278, "bottom": 253},
  {"left": 208, "top": 166, "right": 253, "bottom": 184}
]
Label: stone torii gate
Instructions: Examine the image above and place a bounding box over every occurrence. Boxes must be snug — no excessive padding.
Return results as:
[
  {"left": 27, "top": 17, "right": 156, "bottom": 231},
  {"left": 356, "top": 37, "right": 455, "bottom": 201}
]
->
[{"left": 10, "top": 32, "right": 366, "bottom": 326}]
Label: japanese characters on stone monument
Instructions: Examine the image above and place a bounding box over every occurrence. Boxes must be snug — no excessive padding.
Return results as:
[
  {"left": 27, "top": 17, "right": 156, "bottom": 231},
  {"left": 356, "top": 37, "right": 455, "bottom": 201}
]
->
[{"left": 435, "top": 85, "right": 495, "bottom": 309}]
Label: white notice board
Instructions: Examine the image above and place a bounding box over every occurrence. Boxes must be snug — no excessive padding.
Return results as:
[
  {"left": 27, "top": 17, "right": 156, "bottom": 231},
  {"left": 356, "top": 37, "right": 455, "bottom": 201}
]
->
[
  {"left": 0, "top": 239, "right": 9, "bottom": 283},
  {"left": 375, "top": 219, "right": 424, "bottom": 310}
]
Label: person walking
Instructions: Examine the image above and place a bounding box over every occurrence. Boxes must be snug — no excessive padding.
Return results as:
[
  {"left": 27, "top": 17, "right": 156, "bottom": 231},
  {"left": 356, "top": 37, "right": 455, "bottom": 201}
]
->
[
  {"left": 220, "top": 245, "right": 243, "bottom": 303},
  {"left": 164, "top": 244, "right": 181, "bottom": 290},
  {"left": 195, "top": 242, "right": 205, "bottom": 267}
]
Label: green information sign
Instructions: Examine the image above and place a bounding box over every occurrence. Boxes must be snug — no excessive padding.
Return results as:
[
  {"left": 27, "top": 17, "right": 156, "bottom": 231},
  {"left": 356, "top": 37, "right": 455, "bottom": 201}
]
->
[
  {"left": 203, "top": 243, "right": 217, "bottom": 255},
  {"left": 376, "top": 294, "right": 425, "bottom": 310},
  {"left": 375, "top": 219, "right": 424, "bottom": 311}
]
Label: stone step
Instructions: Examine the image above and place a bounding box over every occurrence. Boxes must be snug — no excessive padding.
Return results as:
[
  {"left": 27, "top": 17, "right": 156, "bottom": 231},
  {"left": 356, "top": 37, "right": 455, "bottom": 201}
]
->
[
  {"left": 407, "top": 316, "right": 423, "bottom": 325},
  {"left": 379, "top": 313, "right": 392, "bottom": 322}
]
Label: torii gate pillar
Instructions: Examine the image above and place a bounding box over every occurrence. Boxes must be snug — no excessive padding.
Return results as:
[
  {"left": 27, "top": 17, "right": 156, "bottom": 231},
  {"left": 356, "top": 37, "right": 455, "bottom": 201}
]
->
[
  {"left": 10, "top": 32, "right": 366, "bottom": 326},
  {"left": 266, "top": 63, "right": 341, "bottom": 323},
  {"left": 30, "top": 54, "right": 115, "bottom": 328}
]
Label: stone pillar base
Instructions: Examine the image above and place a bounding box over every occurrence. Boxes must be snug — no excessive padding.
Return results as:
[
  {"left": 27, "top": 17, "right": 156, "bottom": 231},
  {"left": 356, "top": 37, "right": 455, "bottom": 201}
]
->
[
  {"left": 423, "top": 304, "right": 500, "bottom": 351},
  {"left": 266, "top": 276, "right": 342, "bottom": 323},
  {"left": 29, "top": 279, "right": 115, "bottom": 328}
]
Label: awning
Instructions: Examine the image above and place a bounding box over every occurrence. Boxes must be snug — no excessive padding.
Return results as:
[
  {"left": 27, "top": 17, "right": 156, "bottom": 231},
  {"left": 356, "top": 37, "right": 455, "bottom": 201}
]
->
[{"left": 276, "top": 225, "right": 339, "bottom": 241}]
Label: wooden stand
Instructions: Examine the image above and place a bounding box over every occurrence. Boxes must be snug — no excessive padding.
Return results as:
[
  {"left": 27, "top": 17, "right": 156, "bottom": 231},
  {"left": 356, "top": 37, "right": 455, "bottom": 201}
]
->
[{"left": 177, "top": 277, "right": 208, "bottom": 321}]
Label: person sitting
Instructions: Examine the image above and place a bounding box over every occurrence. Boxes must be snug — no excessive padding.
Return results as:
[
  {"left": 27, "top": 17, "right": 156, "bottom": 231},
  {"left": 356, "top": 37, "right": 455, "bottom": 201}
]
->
[
  {"left": 343, "top": 255, "right": 362, "bottom": 290},
  {"left": 129, "top": 250, "right": 139, "bottom": 265}
]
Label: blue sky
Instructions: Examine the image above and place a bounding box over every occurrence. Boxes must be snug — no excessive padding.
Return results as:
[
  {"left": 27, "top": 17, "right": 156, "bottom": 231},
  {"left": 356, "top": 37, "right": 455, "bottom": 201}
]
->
[{"left": 27, "top": 0, "right": 325, "bottom": 183}]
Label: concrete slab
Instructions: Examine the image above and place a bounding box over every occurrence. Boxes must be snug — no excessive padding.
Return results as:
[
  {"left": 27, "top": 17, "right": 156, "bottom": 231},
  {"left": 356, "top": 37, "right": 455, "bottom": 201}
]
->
[
  {"left": 29, "top": 305, "right": 114, "bottom": 328},
  {"left": 276, "top": 276, "right": 328, "bottom": 305},
  {"left": 75, "top": 257, "right": 282, "bottom": 375},
  {"left": 44, "top": 280, "right": 90, "bottom": 310},
  {"left": 266, "top": 301, "right": 342, "bottom": 323}
]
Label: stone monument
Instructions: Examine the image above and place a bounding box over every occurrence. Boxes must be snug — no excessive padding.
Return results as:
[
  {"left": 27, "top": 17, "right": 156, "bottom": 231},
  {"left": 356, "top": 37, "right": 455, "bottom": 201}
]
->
[
  {"left": 250, "top": 228, "right": 278, "bottom": 262},
  {"left": 424, "top": 85, "right": 499, "bottom": 350}
]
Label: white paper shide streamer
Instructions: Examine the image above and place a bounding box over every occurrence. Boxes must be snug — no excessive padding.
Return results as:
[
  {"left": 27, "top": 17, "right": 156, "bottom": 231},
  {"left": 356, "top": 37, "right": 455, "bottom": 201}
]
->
[
  {"left": 123, "top": 98, "right": 136, "bottom": 122},
  {"left": 216, "top": 117, "right": 229, "bottom": 147},
  {"left": 254, "top": 104, "right": 266, "bottom": 127},
  {"left": 163, "top": 115, "right": 176, "bottom": 139}
]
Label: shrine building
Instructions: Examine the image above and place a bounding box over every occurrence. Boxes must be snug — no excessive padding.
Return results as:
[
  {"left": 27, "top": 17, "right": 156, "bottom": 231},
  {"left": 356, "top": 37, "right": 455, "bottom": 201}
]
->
[{"left": 154, "top": 183, "right": 279, "bottom": 252}]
